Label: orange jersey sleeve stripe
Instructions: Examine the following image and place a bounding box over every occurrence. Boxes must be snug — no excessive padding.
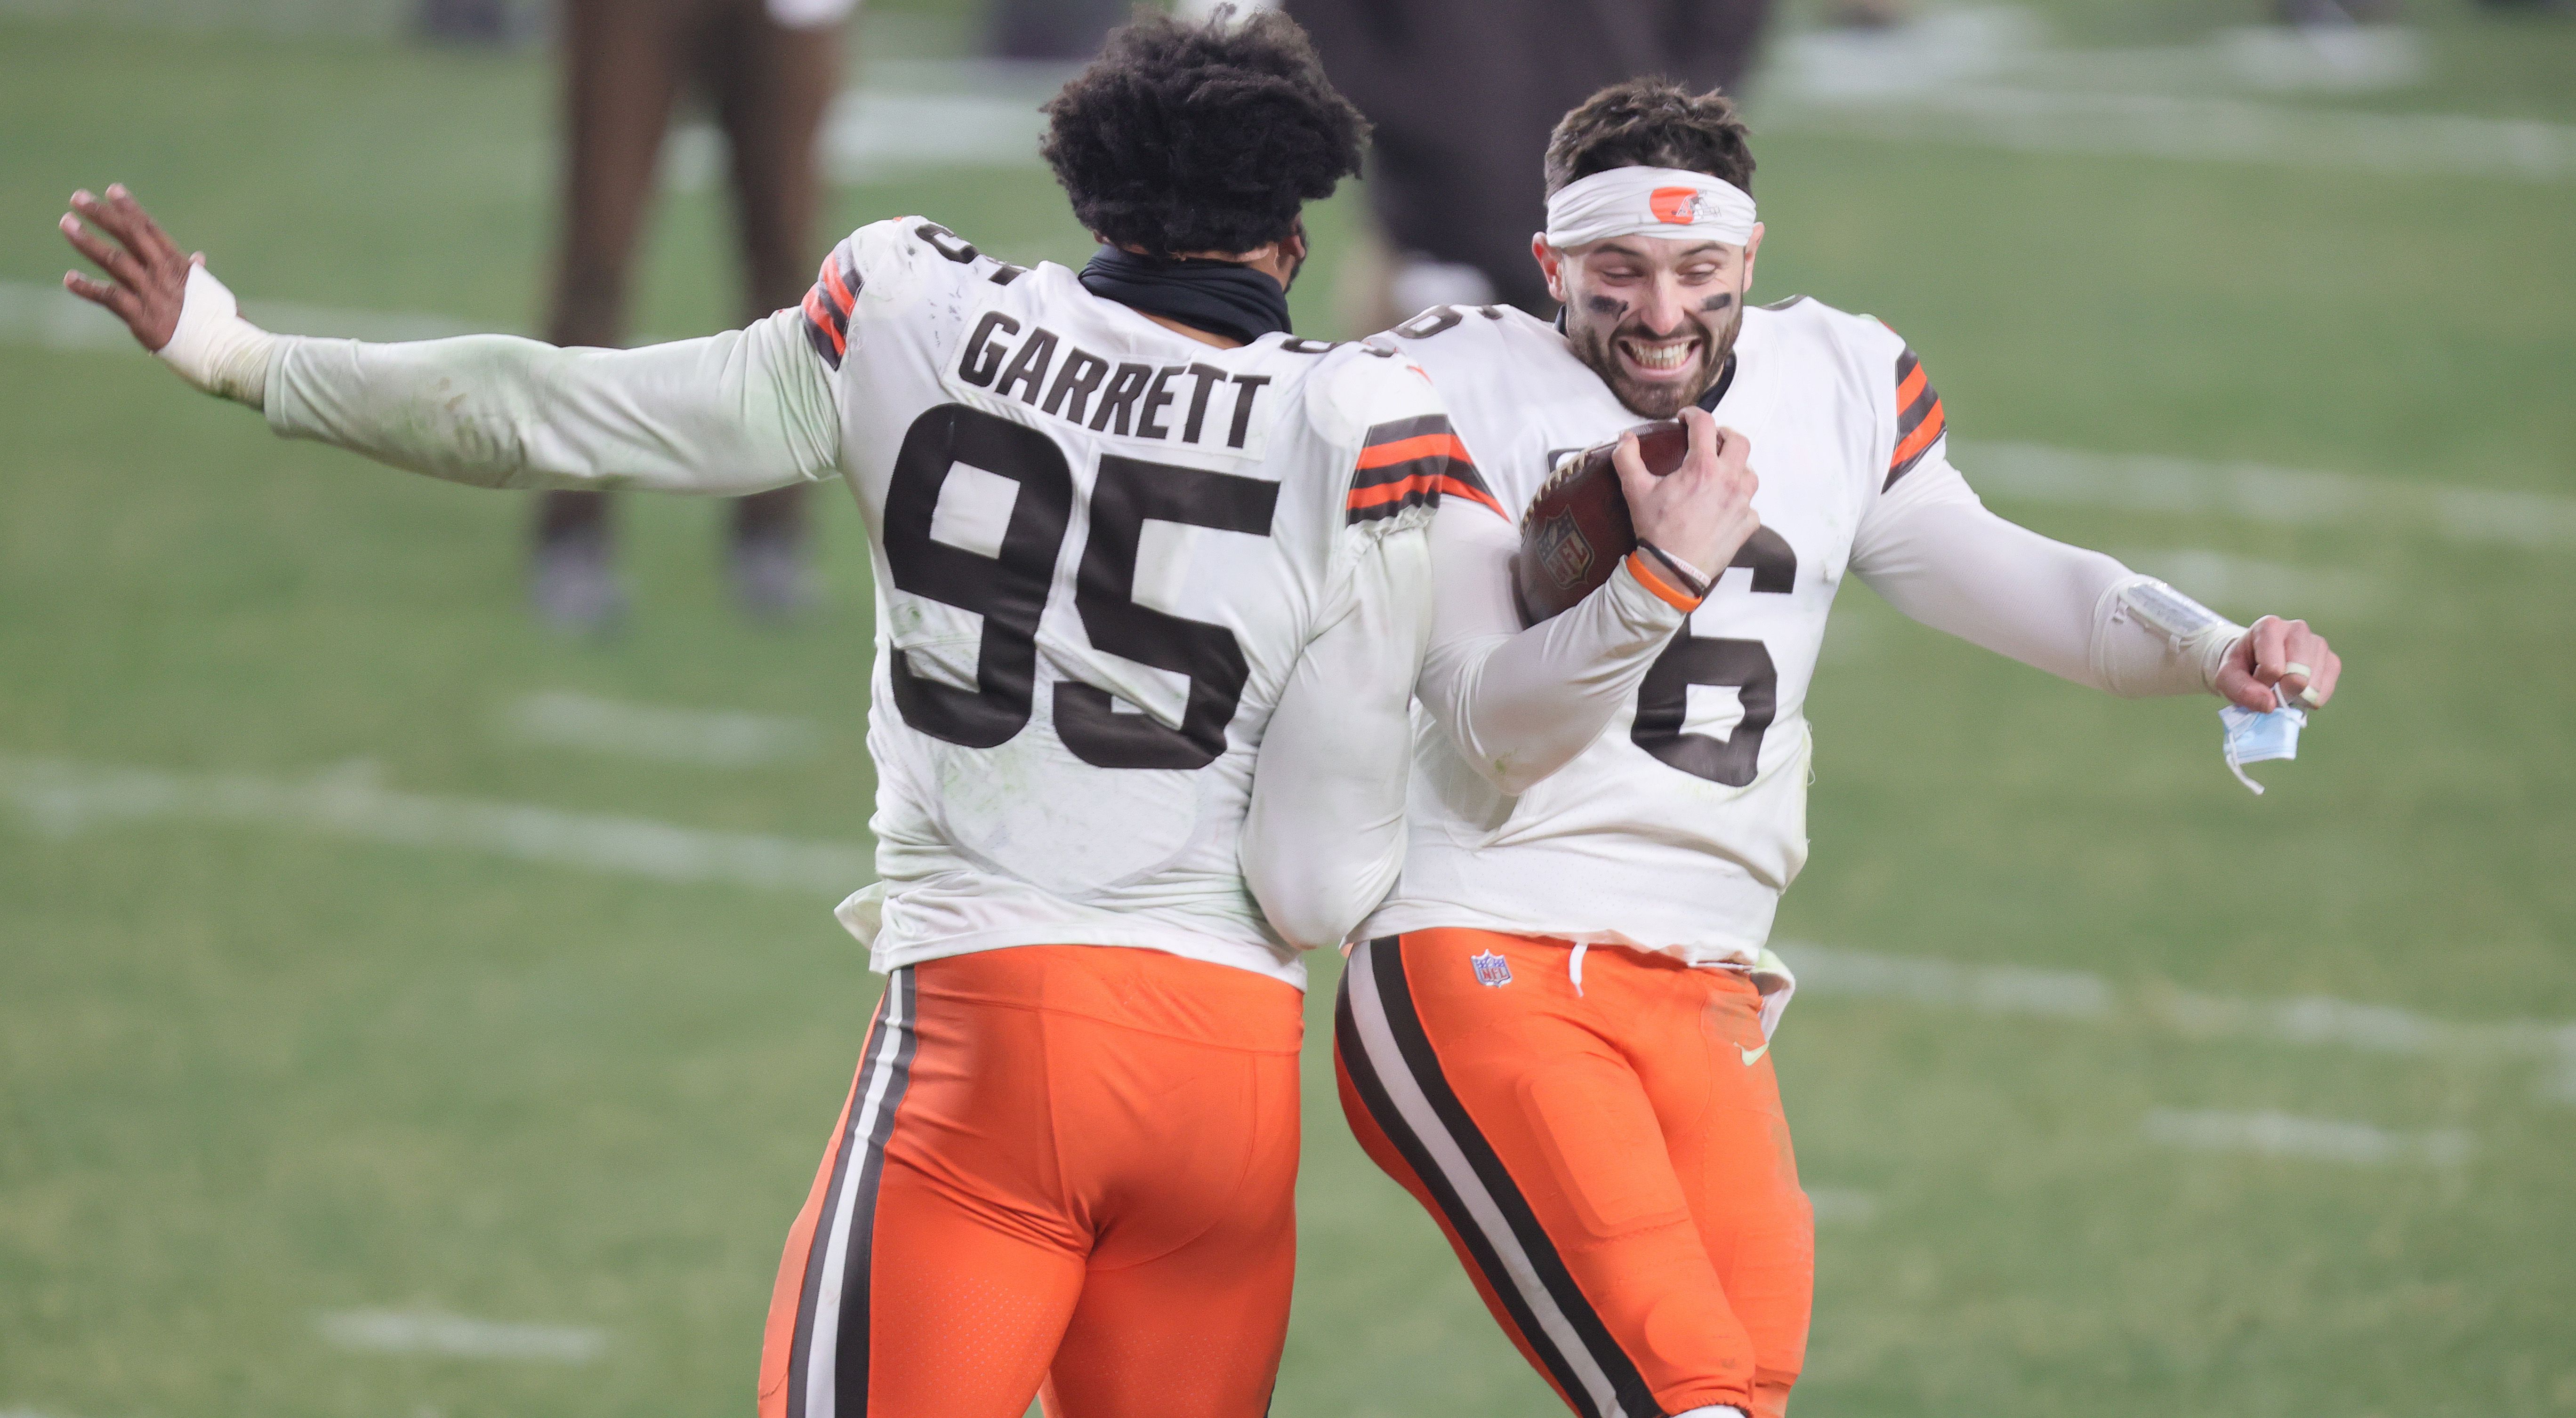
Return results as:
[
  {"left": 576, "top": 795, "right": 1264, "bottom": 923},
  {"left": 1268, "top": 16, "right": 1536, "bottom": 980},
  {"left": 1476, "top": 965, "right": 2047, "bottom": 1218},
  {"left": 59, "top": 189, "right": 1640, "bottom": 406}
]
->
[
  {"left": 803, "top": 289, "right": 847, "bottom": 353},
  {"left": 1886, "top": 345, "right": 1944, "bottom": 489},
  {"left": 1624, "top": 551, "right": 1705, "bottom": 611},
  {"left": 1889, "top": 398, "right": 1946, "bottom": 473},
  {"left": 819, "top": 256, "right": 857, "bottom": 315},
  {"left": 1895, "top": 361, "right": 1927, "bottom": 412},
  {"left": 800, "top": 290, "right": 848, "bottom": 369}
]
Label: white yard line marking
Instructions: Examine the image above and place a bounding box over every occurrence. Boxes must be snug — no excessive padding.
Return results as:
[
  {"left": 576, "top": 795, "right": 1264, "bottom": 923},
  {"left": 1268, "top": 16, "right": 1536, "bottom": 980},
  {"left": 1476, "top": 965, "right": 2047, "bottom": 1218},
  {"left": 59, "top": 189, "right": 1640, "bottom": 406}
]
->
[
  {"left": 2109, "top": 547, "right": 2383, "bottom": 618},
  {"left": 1960, "top": 440, "right": 2576, "bottom": 551},
  {"left": 835, "top": 26, "right": 2570, "bottom": 187},
  {"left": 9, "top": 3, "right": 2562, "bottom": 184},
  {"left": 1788, "top": 942, "right": 2113, "bottom": 1018},
  {"left": 1770, "top": 8, "right": 2431, "bottom": 103},
  {"left": 1819, "top": 85, "right": 2576, "bottom": 185},
  {"left": 9, "top": 754, "right": 2560, "bottom": 1100},
  {"left": 664, "top": 78, "right": 1060, "bottom": 191},
  {"left": 1806, "top": 1187, "right": 1882, "bottom": 1224},
  {"left": 0, "top": 278, "right": 480, "bottom": 352},
  {"left": 2141, "top": 1108, "right": 2471, "bottom": 1166},
  {"left": 316, "top": 1309, "right": 606, "bottom": 1362},
  {"left": 0, "top": 756, "right": 872, "bottom": 894},
  {"left": 0, "top": 280, "right": 131, "bottom": 352},
  {"left": 499, "top": 691, "right": 823, "bottom": 768},
  {"left": 1784, "top": 941, "right": 2576, "bottom": 1103},
  {"left": 1759, "top": 8, "right": 2576, "bottom": 184},
  {"left": 792, "top": 74, "right": 2576, "bottom": 189}
]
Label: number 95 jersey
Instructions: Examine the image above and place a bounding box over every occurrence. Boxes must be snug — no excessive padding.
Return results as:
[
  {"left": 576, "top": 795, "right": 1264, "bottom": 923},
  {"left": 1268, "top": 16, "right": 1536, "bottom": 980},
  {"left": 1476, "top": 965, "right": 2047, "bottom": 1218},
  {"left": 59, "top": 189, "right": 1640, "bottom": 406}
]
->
[
  {"left": 1360, "top": 299, "right": 1949, "bottom": 966},
  {"left": 809, "top": 219, "right": 1452, "bottom": 985}
]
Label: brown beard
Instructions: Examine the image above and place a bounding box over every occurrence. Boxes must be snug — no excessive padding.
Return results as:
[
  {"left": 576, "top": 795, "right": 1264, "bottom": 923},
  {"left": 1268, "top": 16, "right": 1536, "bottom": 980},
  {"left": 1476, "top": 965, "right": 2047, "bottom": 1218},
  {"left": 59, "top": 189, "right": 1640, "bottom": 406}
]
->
[{"left": 1564, "top": 298, "right": 1746, "bottom": 419}]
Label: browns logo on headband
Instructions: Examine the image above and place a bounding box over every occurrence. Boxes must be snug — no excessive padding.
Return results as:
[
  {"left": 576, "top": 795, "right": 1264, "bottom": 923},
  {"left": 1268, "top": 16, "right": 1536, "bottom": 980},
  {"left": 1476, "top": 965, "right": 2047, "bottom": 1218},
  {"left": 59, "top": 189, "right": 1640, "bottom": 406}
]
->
[
  {"left": 1543, "top": 166, "right": 1758, "bottom": 250},
  {"left": 1650, "top": 187, "right": 1704, "bottom": 225}
]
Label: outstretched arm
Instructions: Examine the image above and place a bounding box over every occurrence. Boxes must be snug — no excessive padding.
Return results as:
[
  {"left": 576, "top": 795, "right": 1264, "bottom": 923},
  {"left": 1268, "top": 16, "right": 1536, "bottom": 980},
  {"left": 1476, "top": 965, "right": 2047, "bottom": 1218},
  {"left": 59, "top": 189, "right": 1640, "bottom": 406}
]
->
[
  {"left": 1240, "top": 523, "right": 1433, "bottom": 951},
  {"left": 60, "top": 185, "right": 839, "bottom": 495},
  {"left": 1852, "top": 445, "right": 2342, "bottom": 711}
]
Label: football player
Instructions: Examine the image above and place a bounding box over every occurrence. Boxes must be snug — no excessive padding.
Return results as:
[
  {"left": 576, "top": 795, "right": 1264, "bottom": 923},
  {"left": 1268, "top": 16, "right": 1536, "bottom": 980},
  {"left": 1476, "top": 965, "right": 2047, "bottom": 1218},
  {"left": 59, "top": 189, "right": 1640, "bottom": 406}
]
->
[
  {"left": 1337, "top": 79, "right": 2343, "bottom": 1418},
  {"left": 56, "top": 14, "right": 1530, "bottom": 1417}
]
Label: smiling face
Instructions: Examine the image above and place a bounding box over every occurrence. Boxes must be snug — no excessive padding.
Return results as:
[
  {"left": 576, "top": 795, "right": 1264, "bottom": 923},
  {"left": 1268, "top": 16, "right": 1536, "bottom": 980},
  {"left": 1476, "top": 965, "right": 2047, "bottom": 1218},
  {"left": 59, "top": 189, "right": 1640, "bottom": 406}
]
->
[{"left": 1537, "top": 224, "right": 1763, "bottom": 419}]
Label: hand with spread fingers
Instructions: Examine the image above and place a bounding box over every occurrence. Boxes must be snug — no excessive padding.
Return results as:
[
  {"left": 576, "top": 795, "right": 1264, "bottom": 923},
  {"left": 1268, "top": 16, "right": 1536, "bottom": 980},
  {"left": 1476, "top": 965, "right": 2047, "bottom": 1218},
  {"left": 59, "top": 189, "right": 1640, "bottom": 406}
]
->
[
  {"left": 2216, "top": 614, "right": 2341, "bottom": 712},
  {"left": 1617, "top": 405, "right": 1761, "bottom": 582},
  {"left": 59, "top": 184, "right": 197, "bottom": 352},
  {"left": 58, "top": 184, "right": 275, "bottom": 405}
]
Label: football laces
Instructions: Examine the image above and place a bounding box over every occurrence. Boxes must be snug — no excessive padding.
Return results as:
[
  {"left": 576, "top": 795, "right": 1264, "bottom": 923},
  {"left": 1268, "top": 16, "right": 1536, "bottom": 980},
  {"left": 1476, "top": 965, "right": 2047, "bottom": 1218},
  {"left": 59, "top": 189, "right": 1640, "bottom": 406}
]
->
[{"left": 1521, "top": 450, "right": 1592, "bottom": 530}]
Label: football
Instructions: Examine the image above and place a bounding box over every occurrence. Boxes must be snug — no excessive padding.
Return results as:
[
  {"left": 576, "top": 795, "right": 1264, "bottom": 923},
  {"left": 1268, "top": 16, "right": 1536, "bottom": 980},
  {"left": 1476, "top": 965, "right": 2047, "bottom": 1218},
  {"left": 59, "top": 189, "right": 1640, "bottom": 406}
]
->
[{"left": 1511, "top": 420, "right": 1688, "bottom": 624}]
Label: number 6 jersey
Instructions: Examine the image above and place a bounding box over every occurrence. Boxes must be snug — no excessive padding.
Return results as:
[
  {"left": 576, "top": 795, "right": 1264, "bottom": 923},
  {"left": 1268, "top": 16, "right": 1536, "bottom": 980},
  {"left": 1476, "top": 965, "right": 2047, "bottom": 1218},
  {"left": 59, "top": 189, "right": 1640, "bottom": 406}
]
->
[{"left": 1360, "top": 297, "right": 1964, "bottom": 967}]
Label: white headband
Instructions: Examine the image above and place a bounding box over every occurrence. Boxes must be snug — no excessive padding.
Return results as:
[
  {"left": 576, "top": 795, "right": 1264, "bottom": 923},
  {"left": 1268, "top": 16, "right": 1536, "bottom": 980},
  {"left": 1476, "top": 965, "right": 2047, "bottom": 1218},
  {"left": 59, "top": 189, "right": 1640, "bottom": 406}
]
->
[{"left": 1542, "top": 166, "right": 1758, "bottom": 250}]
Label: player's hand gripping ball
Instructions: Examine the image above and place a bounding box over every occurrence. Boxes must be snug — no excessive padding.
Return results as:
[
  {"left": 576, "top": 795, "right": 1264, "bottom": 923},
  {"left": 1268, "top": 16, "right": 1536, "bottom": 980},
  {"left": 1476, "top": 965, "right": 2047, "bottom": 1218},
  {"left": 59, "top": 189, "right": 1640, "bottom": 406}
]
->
[
  {"left": 1512, "top": 422, "right": 1688, "bottom": 625},
  {"left": 1513, "top": 411, "right": 1763, "bottom": 625}
]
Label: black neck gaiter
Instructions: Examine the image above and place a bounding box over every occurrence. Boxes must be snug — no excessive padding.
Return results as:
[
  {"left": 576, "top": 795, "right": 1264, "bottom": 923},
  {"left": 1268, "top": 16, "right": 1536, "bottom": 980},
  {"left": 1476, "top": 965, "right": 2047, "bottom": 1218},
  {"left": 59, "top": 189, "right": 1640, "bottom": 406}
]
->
[{"left": 1078, "top": 246, "right": 1292, "bottom": 346}]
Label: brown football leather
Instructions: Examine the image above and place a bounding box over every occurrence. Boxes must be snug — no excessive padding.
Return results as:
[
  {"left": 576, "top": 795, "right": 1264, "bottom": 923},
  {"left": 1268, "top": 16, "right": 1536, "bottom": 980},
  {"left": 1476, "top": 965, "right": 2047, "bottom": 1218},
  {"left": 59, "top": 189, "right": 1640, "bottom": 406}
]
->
[{"left": 1511, "top": 421, "right": 1687, "bottom": 625}]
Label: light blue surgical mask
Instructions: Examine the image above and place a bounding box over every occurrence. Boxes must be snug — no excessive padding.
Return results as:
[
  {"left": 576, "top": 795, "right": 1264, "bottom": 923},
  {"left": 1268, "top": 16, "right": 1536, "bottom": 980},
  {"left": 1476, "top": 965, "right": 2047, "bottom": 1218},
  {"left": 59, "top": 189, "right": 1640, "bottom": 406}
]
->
[{"left": 2219, "top": 694, "right": 2307, "bottom": 795}]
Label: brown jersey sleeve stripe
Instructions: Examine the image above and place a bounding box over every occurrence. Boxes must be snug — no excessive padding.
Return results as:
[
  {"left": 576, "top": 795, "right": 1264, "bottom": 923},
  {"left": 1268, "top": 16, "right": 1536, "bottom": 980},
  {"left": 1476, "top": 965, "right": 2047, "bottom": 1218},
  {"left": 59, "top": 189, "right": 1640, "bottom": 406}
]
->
[
  {"left": 1357, "top": 431, "right": 1474, "bottom": 472},
  {"left": 800, "top": 249, "right": 862, "bottom": 369},
  {"left": 819, "top": 250, "right": 859, "bottom": 314},
  {"left": 1351, "top": 453, "right": 1502, "bottom": 503},
  {"left": 1887, "top": 398, "right": 1947, "bottom": 488},
  {"left": 1887, "top": 347, "right": 1946, "bottom": 489},
  {"left": 801, "top": 289, "right": 847, "bottom": 366}
]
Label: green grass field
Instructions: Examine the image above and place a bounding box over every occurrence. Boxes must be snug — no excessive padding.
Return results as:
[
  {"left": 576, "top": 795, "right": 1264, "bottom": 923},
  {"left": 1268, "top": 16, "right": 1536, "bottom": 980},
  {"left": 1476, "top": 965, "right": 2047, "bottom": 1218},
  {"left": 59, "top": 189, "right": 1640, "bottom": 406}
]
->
[{"left": 4, "top": 3, "right": 2574, "bottom": 1415}]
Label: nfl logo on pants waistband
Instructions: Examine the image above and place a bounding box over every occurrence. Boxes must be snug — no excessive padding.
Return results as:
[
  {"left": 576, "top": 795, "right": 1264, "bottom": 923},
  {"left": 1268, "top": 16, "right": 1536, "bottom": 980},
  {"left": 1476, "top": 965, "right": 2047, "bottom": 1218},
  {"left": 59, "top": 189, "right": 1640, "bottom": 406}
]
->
[{"left": 1471, "top": 951, "right": 1513, "bottom": 987}]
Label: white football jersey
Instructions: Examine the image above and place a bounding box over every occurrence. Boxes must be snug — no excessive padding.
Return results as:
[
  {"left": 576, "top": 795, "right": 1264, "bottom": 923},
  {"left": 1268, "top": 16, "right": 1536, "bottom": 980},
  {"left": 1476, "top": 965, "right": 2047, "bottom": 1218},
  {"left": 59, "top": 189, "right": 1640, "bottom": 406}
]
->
[
  {"left": 1360, "top": 297, "right": 1950, "bottom": 965},
  {"left": 805, "top": 219, "right": 1456, "bottom": 985}
]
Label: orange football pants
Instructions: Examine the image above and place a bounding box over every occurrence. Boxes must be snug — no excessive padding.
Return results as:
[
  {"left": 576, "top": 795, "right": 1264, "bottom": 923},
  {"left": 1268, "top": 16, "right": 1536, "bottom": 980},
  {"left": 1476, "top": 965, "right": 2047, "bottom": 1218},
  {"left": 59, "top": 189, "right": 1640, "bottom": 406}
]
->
[
  {"left": 758, "top": 945, "right": 1304, "bottom": 1418},
  {"left": 1336, "top": 930, "right": 1813, "bottom": 1418}
]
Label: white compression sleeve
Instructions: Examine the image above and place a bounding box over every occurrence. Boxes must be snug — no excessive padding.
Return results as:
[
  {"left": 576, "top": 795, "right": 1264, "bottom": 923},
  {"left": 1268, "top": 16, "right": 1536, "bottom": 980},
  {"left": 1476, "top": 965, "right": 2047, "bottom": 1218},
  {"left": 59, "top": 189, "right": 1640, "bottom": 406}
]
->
[
  {"left": 1417, "top": 497, "right": 1697, "bottom": 795},
  {"left": 263, "top": 304, "right": 841, "bottom": 495},
  {"left": 1240, "top": 522, "right": 1433, "bottom": 951},
  {"left": 155, "top": 263, "right": 278, "bottom": 407},
  {"left": 1852, "top": 444, "right": 2244, "bottom": 697}
]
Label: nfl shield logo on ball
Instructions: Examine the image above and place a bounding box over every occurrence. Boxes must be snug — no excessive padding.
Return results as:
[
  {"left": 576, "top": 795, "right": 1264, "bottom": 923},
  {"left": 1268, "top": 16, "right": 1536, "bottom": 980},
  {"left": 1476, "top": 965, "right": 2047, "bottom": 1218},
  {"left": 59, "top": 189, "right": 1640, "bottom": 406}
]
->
[
  {"left": 1533, "top": 513, "right": 1594, "bottom": 591},
  {"left": 1471, "top": 951, "right": 1513, "bottom": 987}
]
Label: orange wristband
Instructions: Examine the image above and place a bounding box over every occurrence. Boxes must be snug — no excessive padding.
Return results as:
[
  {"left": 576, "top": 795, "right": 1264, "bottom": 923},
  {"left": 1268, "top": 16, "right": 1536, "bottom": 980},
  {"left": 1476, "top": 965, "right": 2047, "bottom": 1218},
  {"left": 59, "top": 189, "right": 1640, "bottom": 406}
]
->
[{"left": 1624, "top": 547, "right": 1706, "bottom": 611}]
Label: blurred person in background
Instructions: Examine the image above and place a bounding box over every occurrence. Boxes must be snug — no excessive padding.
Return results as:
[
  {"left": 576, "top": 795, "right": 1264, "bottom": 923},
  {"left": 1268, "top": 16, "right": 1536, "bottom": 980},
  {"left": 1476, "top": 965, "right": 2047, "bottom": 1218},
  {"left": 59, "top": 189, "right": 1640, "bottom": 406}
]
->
[
  {"left": 1287, "top": 0, "right": 1771, "bottom": 326},
  {"left": 531, "top": 0, "right": 853, "bottom": 630},
  {"left": 983, "top": 0, "right": 1126, "bottom": 61},
  {"left": 419, "top": 0, "right": 526, "bottom": 44}
]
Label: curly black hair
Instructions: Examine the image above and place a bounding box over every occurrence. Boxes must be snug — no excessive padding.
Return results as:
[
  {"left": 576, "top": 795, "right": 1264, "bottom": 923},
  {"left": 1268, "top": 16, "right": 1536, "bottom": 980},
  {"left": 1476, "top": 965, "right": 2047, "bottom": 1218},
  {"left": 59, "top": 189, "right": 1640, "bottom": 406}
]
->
[
  {"left": 1543, "top": 77, "right": 1755, "bottom": 198},
  {"left": 1041, "top": 7, "right": 1368, "bottom": 257}
]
